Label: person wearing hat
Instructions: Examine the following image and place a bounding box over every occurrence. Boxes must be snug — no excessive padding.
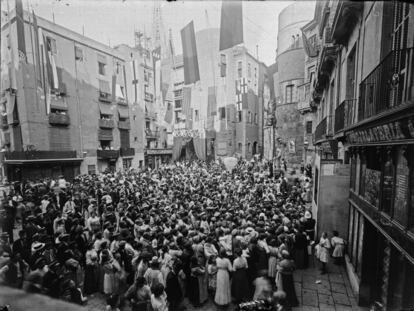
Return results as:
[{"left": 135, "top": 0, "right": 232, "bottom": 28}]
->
[
  {"left": 303, "top": 211, "right": 315, "bottom": 241},
  {"left": 23, "top": 257, "right": 47, "bottom": 293}
]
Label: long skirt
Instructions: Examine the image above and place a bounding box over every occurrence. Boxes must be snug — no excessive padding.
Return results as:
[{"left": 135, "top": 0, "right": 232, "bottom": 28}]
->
[
  {"left": 188, "top": 275, "right": 200, "bottom": 306},
  {"left": 215, "top": 269, "right": 231, "bottom": 306},
  {"left": 84, "top": 264, "right": 98, "bottom": 295},
  {"left": 294, "top": 248, "right": 306, "bottom": 269},
  {"left": 98, "top": 265, "right": 105, "bottom": 293},
  {"left": 232, "top": 268, "right": 250, "bottom": 303},
  {"left": 198, "top": 273, "right": 208, "bottom": 304},
  {"left": 268, "top": 256, "right": 278, "bottom": 278},
  {"left": 103, "top": 272, "right": 119, "bottom": 295},
  {"left": 281, "top": 273, "right": 299, "bottom": 307}
]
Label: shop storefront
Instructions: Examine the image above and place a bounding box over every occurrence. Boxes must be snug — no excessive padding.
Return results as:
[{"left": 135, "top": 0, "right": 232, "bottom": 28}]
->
[
  {"left": 345, "top": 115, "right": 414, "bottom": 310},
  {"left": 145, "top": 148, "right": 173, "bottom": 169}
]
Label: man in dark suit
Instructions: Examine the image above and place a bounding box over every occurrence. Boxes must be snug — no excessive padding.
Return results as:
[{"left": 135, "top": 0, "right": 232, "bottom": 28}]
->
[{"left": 166, "top": 260, "right": 183, "bottom": 311}]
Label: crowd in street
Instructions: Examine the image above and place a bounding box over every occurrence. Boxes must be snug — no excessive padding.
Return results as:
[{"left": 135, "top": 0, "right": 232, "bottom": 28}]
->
[{"left": 0, "top": 158, "right": 346, "bottom": 311}]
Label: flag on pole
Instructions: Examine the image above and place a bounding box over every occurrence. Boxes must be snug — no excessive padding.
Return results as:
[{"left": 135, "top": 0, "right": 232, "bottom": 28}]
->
[
  {"left": 15, "top": 0, "right": 27, "bottom": 63},
  {"left": 302, "top": 30, "right": 318, "bottom": 58},
  {"left": 181, "top": 21, "right": 200, "bottom": 84},
  {"left": 219, "top": 0, "right": 243, "bottom": 51}
]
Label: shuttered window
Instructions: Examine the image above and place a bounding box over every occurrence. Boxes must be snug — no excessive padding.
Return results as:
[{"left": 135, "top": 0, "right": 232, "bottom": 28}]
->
[
  {"left": 120, "top": 129, "right": 130, "bottom": 148},
  {"left": 49, "top": 127, "right": 71, "bottom": 151}
]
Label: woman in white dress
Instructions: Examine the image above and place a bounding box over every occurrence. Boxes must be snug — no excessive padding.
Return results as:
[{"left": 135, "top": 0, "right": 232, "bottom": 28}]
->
[
  {"left": 214, "top": 249, "right": 233, "bottom": 306},
  {"left": 318, "top": 232, "right": 331, "bottom": 274}
]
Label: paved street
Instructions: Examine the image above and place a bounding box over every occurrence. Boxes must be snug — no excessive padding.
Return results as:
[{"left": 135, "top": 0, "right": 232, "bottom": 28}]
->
[{"left": 85, "top": 257, "right": 368, "bottom": 311}]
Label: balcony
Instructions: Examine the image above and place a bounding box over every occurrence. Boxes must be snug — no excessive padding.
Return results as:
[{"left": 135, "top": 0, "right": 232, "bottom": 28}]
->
[
  {"left": 314, "top": 116, "right": 333, "bottom": 143},
  {"left": 358, "top": 48, "right": 414, "bottom": 124},
  {"left": 98, "top": 91, "right": 112, "bottom": 103},
  {"left": 97, "top": 149, "right": 119, "bottom": 159},
  {"left": 331, "top": 1, "right": 363, "bottom": 45},
  {"left": 120, "top": 147, "right": 135, "bottom": 157},
  {"left": 49, "top": 113, "right": 70, "bottom": 126},
  {"left": 145, "top": 129, "right": 160, "bottom": 139},
  {"left": 117, "top": 97, "right": 127, "bottom": 106},
  {"left": 4, "top": 150, "right": 77, "bottom": 160},
  {"left": 334, "top": 99, "right": 358, "bottom": 133},
  {"left": 118, "top": 120, "right": 131, "bottom": 130},
  {"left": 99, "top": 119, "right": 115, "bottom": 129}
]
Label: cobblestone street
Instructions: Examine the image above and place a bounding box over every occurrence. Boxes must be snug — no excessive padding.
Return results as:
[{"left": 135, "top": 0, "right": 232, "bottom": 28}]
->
[{"left": 85, "top": 257, "right": 368, "bottom": 311}]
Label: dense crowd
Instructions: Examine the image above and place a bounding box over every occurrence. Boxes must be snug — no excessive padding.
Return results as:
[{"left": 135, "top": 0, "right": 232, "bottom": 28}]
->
[{"left": 0, "top": 158, "right": 324, "bottom": 311}]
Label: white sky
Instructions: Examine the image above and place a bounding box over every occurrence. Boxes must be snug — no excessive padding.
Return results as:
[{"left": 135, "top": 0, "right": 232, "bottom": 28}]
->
[{"left": 2, "top": 0, "right": 315, "bottom": 65}]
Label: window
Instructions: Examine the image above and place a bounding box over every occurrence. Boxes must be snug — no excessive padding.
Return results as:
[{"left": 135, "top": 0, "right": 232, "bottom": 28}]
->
[
  {"left": 219, "top": 107, "right": 226, "bottom": 120},
  {"left": 248, "top": 63, "right": 251, "bottom": 78},
  {"left": 195, "top": 110, "right": 199, "bottom": 121},
  {"left": 285, "top": 85, "right": 294, "bottom": 103},
  {"left": 307, "top": 66, "right": 315, "bottom": 82},
  {"left": 87, "top": 165, "right": 96, "bottom": 175},
  {"left": 133, "top": 115, "right": 136, "bottom": 121},
  {"left": 254, "top": 113, "right": 258, "bottom": 124},
  {"left": 144, "top": 71, "right": 148, "bottom": 82},
  {"left": 116, "top": 62, "right": 121, "bottom": 74},
  {"left": 237, "top": 61, "right": 243, "bottom": 78},
  {"left": 139, "top": 160, "right": 143, "bottom": 168},
  {"left": 238, "top": 142, "right": 242, "bottom": 151},
  {"left": 98, "top": 62, "right": 106, "bottom": 75},
  {"left": 75, "top": 46, "right": 83, "bottom": 61},
  {"left": 175, "top": 111, "right": 180, "bottom": 123},
  {"left": 306, "top": 121, "right": 312, "bottom": 134},
  {"left": 247, "top": 143, "right": 251, "bottom": 153},
  {"left": 46, "top": 37, "right": 57, "bottom": 54},
  {"left": 175, "top": 100, "right": 182, "bottom": 109},
  {"left": 248, "top": 111, "right": 252, "bottom": 123},
  {"left": 237, "top": 110, "right": 242, "bottom": 122},
  {"left": 100, "top": 140, "right": 111, "bottom": 149},
  {"left": 134, "top": 136, "right": 138, "bottom": 142},
  {"left": 254, "top": 67, "right": 257, "bottom": 78}
]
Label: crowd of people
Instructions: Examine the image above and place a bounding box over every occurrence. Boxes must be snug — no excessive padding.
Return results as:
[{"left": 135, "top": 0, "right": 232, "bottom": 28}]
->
[{"left": 0, "top": 158, "right": 332, "bottom": 311}]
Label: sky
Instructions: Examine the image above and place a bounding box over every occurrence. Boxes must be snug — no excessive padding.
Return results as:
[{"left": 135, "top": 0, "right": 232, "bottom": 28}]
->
[{"left": 2, "top": 0, "right": 316, "bottom": 66}]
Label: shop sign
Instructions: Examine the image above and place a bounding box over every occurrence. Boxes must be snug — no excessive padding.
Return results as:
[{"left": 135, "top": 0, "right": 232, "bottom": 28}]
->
[
  {"left": 346, "top": 117, "right": 414, "bottom": 144},
  {"left": 146, "top": 149, "right": 173, "bottom": 155}
]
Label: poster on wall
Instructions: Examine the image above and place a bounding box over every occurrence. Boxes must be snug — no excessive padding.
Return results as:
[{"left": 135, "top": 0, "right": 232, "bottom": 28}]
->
[
  {"left": 364, "top": 169, "right": 381, "bottom": 208},
  {"left": 394, "top": 148, "right": 409, "bottom": 225}
]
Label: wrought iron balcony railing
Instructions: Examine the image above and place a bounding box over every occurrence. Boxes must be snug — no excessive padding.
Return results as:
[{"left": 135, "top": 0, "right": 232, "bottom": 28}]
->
[
  {"left": 96, "top": 149, "right": 119, "bottom": 159},
  {"left": 4, "top": 150, "right": 77, "bottom": 160},
  {"left": 120, "top": 147, "right": 135, "bottom": 157},
  {"left": 359, "top": 48, "right": 414, "bottom": 123},
  {"left": 99, "top": 119, "right": 115, "bottom": 129},
  {"left": 334, "top": 99, "right": 357, "bottom": 133},
  {"left": 49, "top": 113, "right": 70, "bottom": 126}
]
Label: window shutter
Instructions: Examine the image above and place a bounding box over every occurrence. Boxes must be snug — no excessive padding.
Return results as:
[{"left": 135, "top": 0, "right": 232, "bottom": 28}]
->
[
  {"left": 49, "top": 127, "right": 71, "bottom": 151},
  {"left": 120, "top": 129, "right": 130, "bottom": 148}
]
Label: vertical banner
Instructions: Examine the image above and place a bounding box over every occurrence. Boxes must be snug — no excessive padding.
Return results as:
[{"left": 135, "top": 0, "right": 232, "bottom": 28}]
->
[
  {"left": 131, "top": 60, "right": 138, "bottom": 103},
  {"left": 181, "top": 21, "right": 200, "bottom": 84},
  {"left": 219, "top": 0, "right": 243, "bottom": 51},
  {"left": 32, "top": 12, "right": 42, "bottom": 87},
  {"left": 15, "top": 0, "right": 27, "bottom": 63},
  {"left": 164, "top": 101, "right": 173, "bottom": 123},
  {"left": 112, "top": 74, "right": 117, "bottom": 102}
]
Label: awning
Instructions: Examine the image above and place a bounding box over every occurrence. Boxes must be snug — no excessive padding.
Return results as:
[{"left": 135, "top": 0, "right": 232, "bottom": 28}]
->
[
  {"left": 99, "top": 79, "right": 111, "bottom": 93},
  {"left": 118, "top": 108, "right": 129, "bottom": 119},
  {"left": 50, "top": 98, "right": 68, "bottom": 110},
  {"left": 99, "top": 103, "right": 114, "bottom": 115}
]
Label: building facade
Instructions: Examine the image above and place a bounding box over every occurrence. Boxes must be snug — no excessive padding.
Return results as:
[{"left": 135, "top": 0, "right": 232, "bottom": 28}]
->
[
  {"left": 0, "top": 10, "right": 145, "bottom": 181},
  {"left": 274, "top": 2, "right": 315, "bottom": 168},
  {"left": 312, "top": 1, "right": 414, "bottom": 309}
]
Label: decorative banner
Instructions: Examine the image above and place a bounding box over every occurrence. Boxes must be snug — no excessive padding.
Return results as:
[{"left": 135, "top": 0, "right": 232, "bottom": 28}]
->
[
  {"left": 235, "top": 78, "right": 248, "bottom": 111},
  {"left": 16, "top": 0, "right": 27, "bottom": 63},
  {"left": 219, "top": 0, "right": 244, "bottom": 51},
  {"left": 181, "top": 21, "right": 200, "bottom": 84},
  {"left": 173, "top": 129, "right": 203, "bottom": 138}
]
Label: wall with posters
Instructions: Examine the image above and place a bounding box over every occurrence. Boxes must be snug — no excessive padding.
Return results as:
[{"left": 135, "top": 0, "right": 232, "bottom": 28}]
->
[{"left": 316, "top": 161, "right": 351, "bottom": 240}]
